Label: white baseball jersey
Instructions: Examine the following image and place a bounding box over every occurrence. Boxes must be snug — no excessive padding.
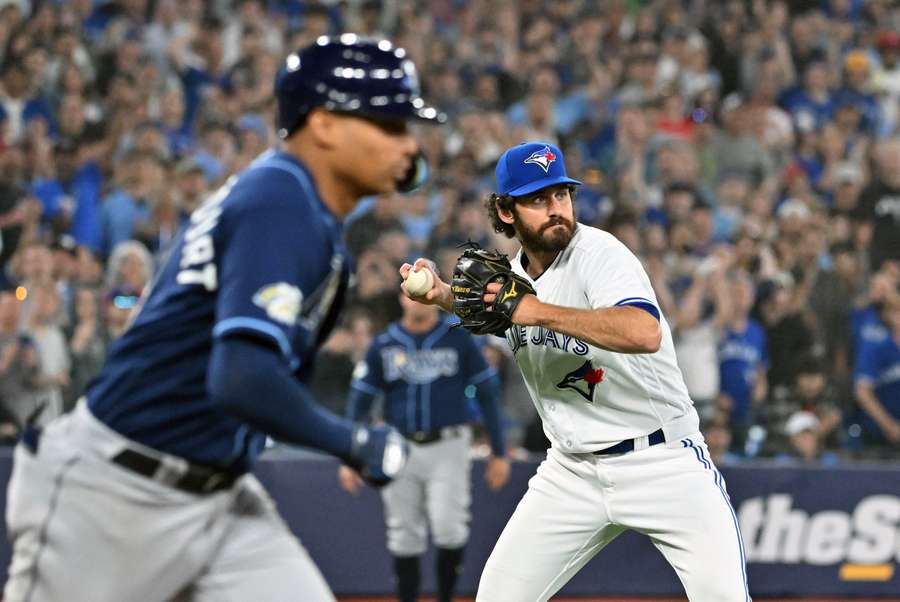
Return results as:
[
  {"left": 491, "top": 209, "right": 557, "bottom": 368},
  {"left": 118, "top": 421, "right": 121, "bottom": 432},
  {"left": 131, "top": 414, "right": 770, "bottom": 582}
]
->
[{"left": 506, "top": 223, "right": 699, "bottom": 453}]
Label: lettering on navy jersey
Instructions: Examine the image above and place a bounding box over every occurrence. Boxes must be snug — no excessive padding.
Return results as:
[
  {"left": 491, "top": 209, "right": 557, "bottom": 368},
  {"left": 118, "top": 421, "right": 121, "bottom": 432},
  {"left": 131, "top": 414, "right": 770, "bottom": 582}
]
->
[
  {"left": 176, "top": 177, "right": 233, "bottom": 291},
  {"left": 381, "top": 347, "right": 460, "bottom": 384},
  {"left": 506, "top": 324, "right": 590, "bottom": 356}
]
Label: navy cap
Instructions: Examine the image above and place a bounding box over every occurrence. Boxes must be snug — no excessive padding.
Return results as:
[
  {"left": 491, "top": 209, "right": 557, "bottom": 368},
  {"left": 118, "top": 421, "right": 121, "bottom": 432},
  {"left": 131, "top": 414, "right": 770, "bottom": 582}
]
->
[{"left": 495, "top": 142, "right": 582, "bottom": 197}]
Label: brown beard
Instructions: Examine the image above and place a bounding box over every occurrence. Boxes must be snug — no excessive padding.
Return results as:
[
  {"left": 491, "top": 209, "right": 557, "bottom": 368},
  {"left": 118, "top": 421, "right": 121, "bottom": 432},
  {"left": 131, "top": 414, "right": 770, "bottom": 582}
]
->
[{"left": 512, "top": 209, "right": 577, "bottom": 254}]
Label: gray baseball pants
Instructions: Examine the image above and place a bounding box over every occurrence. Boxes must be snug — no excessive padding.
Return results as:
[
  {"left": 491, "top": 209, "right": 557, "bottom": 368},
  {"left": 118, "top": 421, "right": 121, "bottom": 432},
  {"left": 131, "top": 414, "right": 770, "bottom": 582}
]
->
[
  {"left": 381, "top": 425, "right": 472, "bottom": 556},
  {"left": 4, "top": 403, "right": 335, "bottom": 602}
]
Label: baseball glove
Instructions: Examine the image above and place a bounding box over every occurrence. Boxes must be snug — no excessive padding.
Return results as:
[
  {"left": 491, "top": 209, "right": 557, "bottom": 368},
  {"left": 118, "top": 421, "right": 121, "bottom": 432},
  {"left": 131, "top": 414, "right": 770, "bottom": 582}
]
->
[{"left": 451, "top": 242, "right": 536, "bottom": 336}]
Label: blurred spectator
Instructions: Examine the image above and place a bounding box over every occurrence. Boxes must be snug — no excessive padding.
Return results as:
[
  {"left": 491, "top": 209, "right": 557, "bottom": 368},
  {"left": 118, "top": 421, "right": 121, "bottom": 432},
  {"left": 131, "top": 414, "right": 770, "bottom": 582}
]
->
[
  {"left": 348, "top": 247, "right": 402, "bottom": 333},
  {"left": 702, "top": 414, "right": 741, "bottom": 466},
  {"left": 872, "top": 30, "right": 900, "bottom": 136},
  {"left": 766, "top": 355, "right": 844, "bottom": 455},
  {"left": 0, "top": 181, "right": 41, "bottom": 279},
  {"left": 74, "top": 245, "right": 104, "bottom": 288},
  {"left": 779, "top": 60, "right": 834, "bottom": 131},
  {"left": 850, "top": 265, "right": 900, "bottom": 368},
  {"left": 105, "top": 240, "right": 153, "bottom": 292},
  {"left": 808, "top": 241, "right": 865, "bottom": 381},
  {"left": 711, "top": 93, "right": 775, "bottom": 190},
  {"left": 172, "top": 156, "right": 208, "bottom": 217},
  {"left": 0, "top": 289, "right": 39, "bottom": 432},
  {"left": 190, "top": 118, "right": 237, "bottom": 186},
  {"left": 672, "top": 245, "right": 732, "bottom": 419},
  {"left": 51, "top": 235, "right": 79, "bottom": 320},
  {"left": 23, "top": 283, "right": 68, "bottom": 424},
  {"left": 65, "top": 286, "right": 105, "bottom": 410},
  {"left": 853, "top": 301, "right": 900, "bottom": 457},
  {"left": 780, "top": 410, "right": 841, "bottom": 465},
  {"left": 754, "top": 273, "right": 816, "bottom": 394},
  {"left": 233, "top": 113, "right": 269, "bottom": 172},
  {"left": 834, "top": 50, "right": 880, "bottom": 136},
  {"left": 718, "top": 272, "right": 768, "bottom": 454},
  {"left": 854, "top": 139, "right": 900, "bottom": 271},
  {"left": 309, "top": 309, "right": 373, "bottom": 416},
  {"left": 100, "top": 150, "right": 165, "bottom": 255},
  {"left": 345, "top": 194, "right": 405, "bottom": 258},
  {"left": 103, "top": 286, "right": 140, "bottom": 343},
  {"left": 0, "top": 60, "right": 54, "bottom": 145}
]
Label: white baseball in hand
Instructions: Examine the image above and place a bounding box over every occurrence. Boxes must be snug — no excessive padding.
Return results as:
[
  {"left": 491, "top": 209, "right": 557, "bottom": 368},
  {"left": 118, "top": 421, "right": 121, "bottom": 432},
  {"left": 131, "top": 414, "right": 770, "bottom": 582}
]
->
[{"left": 405, "top": 268, "right": 434, "bottom": 296}]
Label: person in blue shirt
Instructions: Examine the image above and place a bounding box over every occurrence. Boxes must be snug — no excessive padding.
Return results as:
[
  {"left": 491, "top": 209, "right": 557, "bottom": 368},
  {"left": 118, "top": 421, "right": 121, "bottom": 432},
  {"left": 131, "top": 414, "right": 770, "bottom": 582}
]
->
[
  {"left": 718, "top": 274, "right": 768, "bottom": 455},
  {"left": 99, "top": 149, "right": 157, "bottom": 256},
  {"left": 3, "top": 36, "right": 444, "bottom": 602},
  {"left": 27, "top": 138, "right": 103, "bottom": 252},
  {"left": 854, "top": 302, "right": 900, "bottom": 457},
  {"left": 340, "top": 290, "right": 509, "bottom": 602},
  {"left": 778, "top": 60, "right": 834, "bottom": 129}
]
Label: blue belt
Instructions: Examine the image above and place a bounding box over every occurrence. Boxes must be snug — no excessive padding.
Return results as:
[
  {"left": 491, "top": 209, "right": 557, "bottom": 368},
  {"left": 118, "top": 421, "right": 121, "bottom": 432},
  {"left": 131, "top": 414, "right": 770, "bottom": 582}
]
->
[{"left": 592, "top": 428, "right": 665, "bottom": 456}]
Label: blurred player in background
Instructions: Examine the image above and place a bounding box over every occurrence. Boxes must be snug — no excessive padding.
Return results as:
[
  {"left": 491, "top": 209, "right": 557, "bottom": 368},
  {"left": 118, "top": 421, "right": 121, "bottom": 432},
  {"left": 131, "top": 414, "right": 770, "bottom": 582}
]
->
[
  {"left": 339, "top": 289, "right": 509, "bottom": 602},
  {"left": 403, "top": 142, "right": 749, "bottom": 601},
  {"left": 4, "top": 36, "right": 443, "bottom": 602}
]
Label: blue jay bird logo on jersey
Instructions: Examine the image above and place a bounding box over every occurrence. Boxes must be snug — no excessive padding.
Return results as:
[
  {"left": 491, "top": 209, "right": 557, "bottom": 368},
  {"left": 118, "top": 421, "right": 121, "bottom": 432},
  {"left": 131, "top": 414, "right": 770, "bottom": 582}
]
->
[
  {"left": 557, "top": 360, "right": 605, "bottom": 402},
  {"left": 523, "top": 146, "right": 557, "bottom": 173}
]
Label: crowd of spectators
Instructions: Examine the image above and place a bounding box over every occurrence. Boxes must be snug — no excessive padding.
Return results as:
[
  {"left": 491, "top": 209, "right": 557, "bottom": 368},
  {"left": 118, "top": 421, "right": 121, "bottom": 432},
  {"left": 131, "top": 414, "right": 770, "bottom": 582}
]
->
[{"left": 0, "top": 0, "right": 898, "bottom": 463}]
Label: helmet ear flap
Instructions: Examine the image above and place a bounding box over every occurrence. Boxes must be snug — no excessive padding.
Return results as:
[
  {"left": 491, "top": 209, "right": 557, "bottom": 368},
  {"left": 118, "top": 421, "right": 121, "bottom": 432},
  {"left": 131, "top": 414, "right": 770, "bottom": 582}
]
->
[{"left": 396, "top": 152, "right": 429, "bottom": 193}]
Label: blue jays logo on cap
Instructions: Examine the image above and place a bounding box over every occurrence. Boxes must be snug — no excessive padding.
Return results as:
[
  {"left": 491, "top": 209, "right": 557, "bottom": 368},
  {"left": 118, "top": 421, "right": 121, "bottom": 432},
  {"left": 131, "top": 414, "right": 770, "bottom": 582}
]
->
[
  {"left": 524, "top": 146, "right": 556, "bottom": 173},
  {"left": 496, "top": 141, "right": 582, "bottom": 198}
]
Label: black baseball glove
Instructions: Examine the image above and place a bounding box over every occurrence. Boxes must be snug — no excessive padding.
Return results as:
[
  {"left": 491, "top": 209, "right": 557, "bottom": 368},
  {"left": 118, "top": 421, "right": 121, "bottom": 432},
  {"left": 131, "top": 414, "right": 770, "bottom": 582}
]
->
[{"left": 451, "top": 242, "right": 536, "bottom": 336}]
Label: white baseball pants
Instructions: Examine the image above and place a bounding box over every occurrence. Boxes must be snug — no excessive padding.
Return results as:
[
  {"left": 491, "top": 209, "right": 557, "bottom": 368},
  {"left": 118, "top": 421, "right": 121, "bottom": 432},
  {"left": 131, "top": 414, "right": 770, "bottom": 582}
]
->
[{"left": 477, "top": 435, "right": 750, "bottom": 601}]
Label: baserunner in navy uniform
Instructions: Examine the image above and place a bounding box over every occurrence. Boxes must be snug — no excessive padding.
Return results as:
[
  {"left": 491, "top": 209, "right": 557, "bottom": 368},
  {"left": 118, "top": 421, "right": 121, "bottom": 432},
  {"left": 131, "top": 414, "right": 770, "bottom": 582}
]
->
[
  {"left": 4, "top": 35, "right": 444, "bottom": 602},
  {"left": 338, "top": 290, "right": 509, "bottom": 602}
]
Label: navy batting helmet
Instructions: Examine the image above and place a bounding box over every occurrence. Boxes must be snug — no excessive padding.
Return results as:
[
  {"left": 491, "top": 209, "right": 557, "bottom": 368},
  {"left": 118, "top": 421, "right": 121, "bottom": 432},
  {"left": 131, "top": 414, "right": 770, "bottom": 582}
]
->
[{"left": 275, "top": 34, "right": 446, "bottom": 140}]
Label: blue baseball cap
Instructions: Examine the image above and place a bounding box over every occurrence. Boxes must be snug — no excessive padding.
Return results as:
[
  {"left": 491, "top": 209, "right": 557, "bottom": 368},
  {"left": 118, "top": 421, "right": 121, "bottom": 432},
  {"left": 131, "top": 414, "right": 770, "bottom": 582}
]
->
[{"left": 495, "top": 142, "right": 582, "bottom": 197}]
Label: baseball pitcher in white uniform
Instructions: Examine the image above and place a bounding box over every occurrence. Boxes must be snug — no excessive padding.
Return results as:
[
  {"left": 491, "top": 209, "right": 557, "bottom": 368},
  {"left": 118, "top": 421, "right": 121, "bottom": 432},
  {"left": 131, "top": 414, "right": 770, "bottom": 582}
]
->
[{"left": 400, "top": 141, "right": 750, "bottom": 601}]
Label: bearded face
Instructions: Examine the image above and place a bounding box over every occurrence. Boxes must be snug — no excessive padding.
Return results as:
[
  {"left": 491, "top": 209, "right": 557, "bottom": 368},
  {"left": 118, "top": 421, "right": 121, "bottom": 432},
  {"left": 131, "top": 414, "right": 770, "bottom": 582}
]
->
[{"left": 510, "top": 186, "right": 578, "bottom": 254}]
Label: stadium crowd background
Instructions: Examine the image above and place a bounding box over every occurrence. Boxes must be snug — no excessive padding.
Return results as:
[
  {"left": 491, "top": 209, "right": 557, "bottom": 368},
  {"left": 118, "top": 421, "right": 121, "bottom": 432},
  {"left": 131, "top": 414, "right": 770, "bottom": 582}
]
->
[{"left": 0, "top": 0, "right": 898, "bottom": 465}]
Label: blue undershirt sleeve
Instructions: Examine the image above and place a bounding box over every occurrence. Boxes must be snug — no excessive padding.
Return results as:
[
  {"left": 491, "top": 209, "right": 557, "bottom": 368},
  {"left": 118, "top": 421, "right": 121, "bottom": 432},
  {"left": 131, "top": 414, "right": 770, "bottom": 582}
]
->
[{"left": 208, "top": 336, "right": 354, "bottom": 460}]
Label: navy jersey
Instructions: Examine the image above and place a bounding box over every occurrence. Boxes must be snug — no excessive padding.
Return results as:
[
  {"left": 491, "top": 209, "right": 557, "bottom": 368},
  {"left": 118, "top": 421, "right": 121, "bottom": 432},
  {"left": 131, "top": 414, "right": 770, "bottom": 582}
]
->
[
  {"left": 88, "top": 150, "right": 348, "bottom": 471},
  {"left": 347, "top": 317, "right": 505, "bottom": 455}
]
